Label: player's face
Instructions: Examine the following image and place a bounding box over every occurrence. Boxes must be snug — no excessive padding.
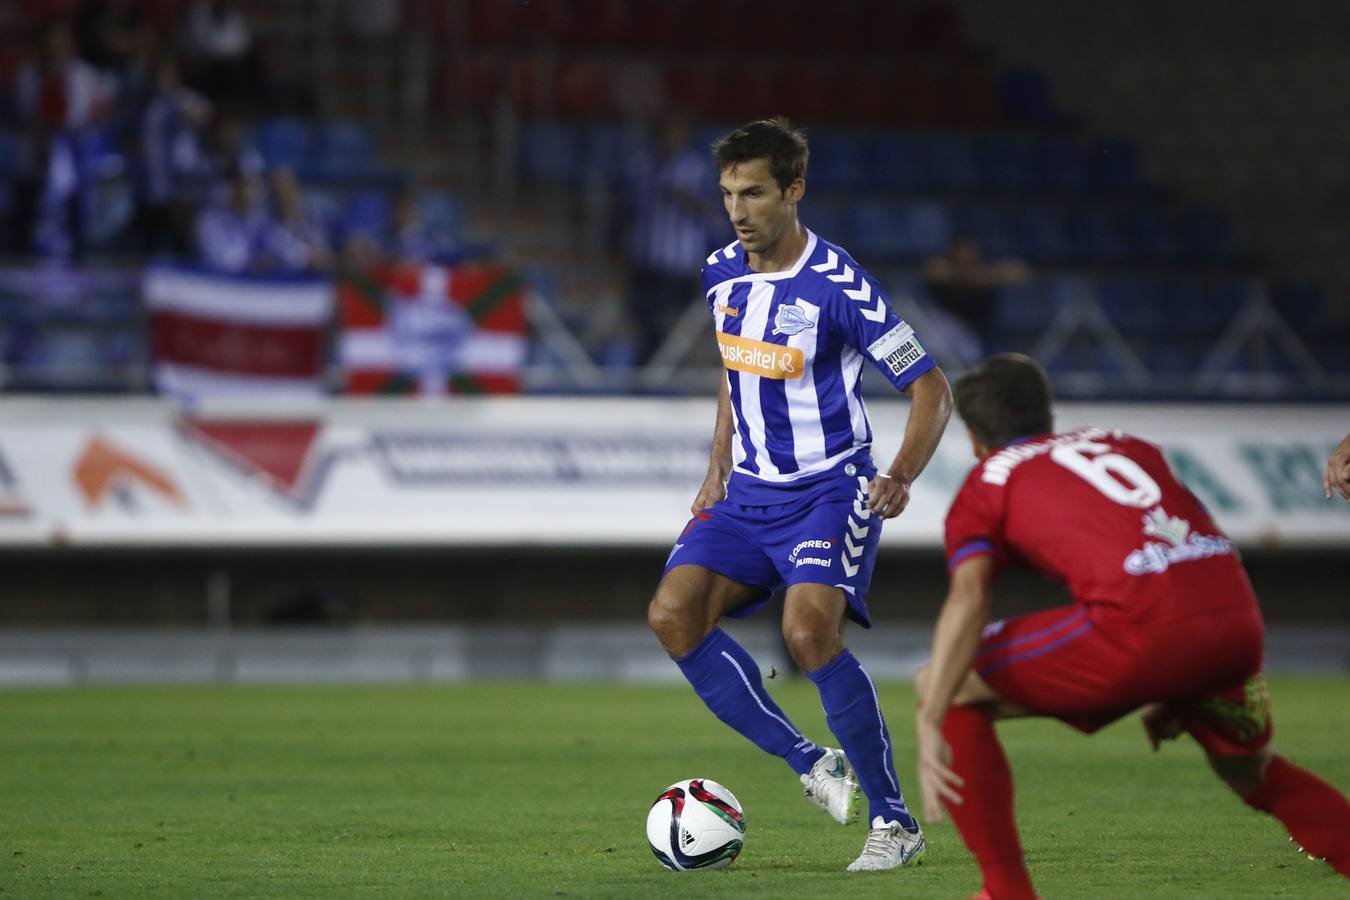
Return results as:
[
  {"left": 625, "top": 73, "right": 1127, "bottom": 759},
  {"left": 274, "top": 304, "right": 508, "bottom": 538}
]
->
[{"left": 719, "top": 159, "right": 803, "bottom": 255}]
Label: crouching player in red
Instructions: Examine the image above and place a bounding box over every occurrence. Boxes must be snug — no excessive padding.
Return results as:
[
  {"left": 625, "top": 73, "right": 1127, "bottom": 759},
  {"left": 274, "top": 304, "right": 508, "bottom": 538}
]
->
[{"left": 915, "top": 354, "right": 1350, "bottom": 899}]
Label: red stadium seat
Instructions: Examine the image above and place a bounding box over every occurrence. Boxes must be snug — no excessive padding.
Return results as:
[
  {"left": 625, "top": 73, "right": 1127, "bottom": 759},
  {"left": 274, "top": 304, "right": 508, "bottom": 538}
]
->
[
  {"left": 555, "top": 56, "right": 612, "bottom": 118},
  {"left": 519, "top": 0, "right": 576, "bottom": 45},
  {"left": 710, "top": 58, "right": 781, "bottom": 123},
  {"left": 885, "top": 65, "right": 945, "bottom": 126},
  {"left": 685, "top": 0, "right": 747, "bottom": 51},
  {"left": 938, "top": 66, "right": 999, "bottom": 127},
  {"left": 897, "top": 1, "right": 971, "bottom": 56},
  {"left": 625, "top": 0, "right": 688, "bottom": 51},
  {"left": 665, "top": 59, "right": 723, "bottom": 117},
  {"left": 469, "top": 0, "right": 521, "bottom": 46},
  {"left": 573, "top": 0, "right": 630, "bottom": 48},
  {"left": 776, "top": 63, "right": 833, "bottom": 124}
]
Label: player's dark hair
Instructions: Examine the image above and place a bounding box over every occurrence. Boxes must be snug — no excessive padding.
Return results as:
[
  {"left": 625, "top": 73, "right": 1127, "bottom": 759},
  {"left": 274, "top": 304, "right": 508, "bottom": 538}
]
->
[
  {"left": 953, "top": 354, "right": 1055, "bottom": 448},
  {"left": 712, "top": 117, "right": 809, "bottom": 192}
]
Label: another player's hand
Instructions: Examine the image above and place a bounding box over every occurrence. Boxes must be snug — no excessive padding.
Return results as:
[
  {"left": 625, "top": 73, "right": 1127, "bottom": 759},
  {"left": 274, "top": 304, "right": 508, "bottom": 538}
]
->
[
  {"left": 691, "top": 470, "right": 727, "bottom": 514},
  {"left": 1324, "top": 432, "right": 1350, "bottom": 502},
  {"left": 915, "top": 714, "right": 963, "bottom": 822},
  {"left": 867, "top": 473, "right": 912, "bottom": 519},
  {"left": 1140, "top": 703, "right": 1182, "bottom": 752}
]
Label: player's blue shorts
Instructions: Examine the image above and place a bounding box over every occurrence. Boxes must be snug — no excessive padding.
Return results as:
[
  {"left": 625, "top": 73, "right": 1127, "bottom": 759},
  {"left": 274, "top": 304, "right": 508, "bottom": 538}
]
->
[{"left": 662, "top": 466, "right": 884, "bottom": 627}]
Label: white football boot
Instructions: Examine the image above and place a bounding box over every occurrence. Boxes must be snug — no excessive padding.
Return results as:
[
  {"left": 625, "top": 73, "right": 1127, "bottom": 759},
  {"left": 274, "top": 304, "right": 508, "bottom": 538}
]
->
[
  {"left": 800, "top": 747, "right": 859, "bottom": 825},
  {"left": 846, "top": 815, "right": 926, "bottom": 872}
]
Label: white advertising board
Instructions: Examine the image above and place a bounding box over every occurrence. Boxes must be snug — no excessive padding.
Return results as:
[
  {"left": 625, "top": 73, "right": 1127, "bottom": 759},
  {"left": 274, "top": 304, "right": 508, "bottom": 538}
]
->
[{"left": 0, "top": 397, "right": 1346, "bottom": 548}]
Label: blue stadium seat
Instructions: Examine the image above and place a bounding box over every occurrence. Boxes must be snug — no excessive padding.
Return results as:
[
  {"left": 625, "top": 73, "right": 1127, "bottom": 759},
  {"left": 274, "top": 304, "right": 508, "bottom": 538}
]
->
[
  {"left": 579, "top": 123, "right": 643, "bottom": 184},
  {"left": 1086, "top": 138, "right": 1143, "bottom": 192},
  {"left": 1119, "top": 206, "right": 1177, "bottom": 262},
  {"left": 799, "top": 201, "right": 847, "bottom": 246},
  {"left": 1096, "top": 274, "right": 1163, "bottom": 335},
  {"left": 997, "top": 67, "right": 1061, "bottom": 127},
  {"left": 897, "top": 201, "right": 952, "bottom": 259},
  {"left": 255, "top": 118, "right": 313, "bottom": 172},
  {"left": 848, "top": 200, "right": 908, "bottom": 262},
  {"left": 993, "top": 279, "right": 1061, "bottom": 333},
  {"left": 917, "top": 135, "right": 977, "bottom": 192},
  {"left": 1004, "top": 206, "right": 1069, "bottom": 263},
  {"left": 808, "top": 130, "right": 865, "bottom": 192},
  {"left": 1270, "top": 279, "right": 1325, "bottom": 331},
  {"left": 344, "top": 190, "right": 392, "bottom": 238},
  {"left": 952, "top": 205, "right": 1014, "bottom": 260},
  {"left": 1174, "top": 209, "right": 1238, "bottom": 263},
  {"left": 315, "top": 121, "right": 374, "bottom": 177},
  {"left": 864, "top": 132, "right": 922, "bottom": 193},
  {"left": 520, "top": 122, "right": 581, "bottom": 184},
  {"left": 1143, "top": 340, "right": 1199, "bottom": 378},
  {"left": 1031, "top": 137, "right": 1087, "bottom": 193},
  {"left": 975, "top": 136, "right": 1032, "bottom": 193},
  {"left": 1161, "top": 278, "right": 1227, "bottom": 336},
  {"left": 419, "top": 190, "right": 463, "bottom": 237},
  {"left": 1066, "top": 207, "right": 1127, "bottom": 263}
]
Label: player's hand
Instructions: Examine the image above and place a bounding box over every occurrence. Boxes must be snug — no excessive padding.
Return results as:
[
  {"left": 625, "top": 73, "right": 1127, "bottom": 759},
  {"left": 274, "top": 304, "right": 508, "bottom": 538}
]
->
[
  {"left": 1140, "top": 703, "right": 1182, "bottom": 751},
  {"left": 915, "top": 714, "right": 964, "bottom": 821},
  {"left": 1324, "top": 433, "right": 1350, "bottom": 502},
  {"left": 867, "top": 473, "right": 912, "bottom": 519},
  {"left": 691, "top": 470, "right": 727, "bottom": 514}
]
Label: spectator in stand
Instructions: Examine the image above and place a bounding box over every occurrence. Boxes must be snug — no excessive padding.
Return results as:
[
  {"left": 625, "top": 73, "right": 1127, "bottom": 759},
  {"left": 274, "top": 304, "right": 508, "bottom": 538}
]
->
[
  {"left": 194, "top": 169, "right": 271, "bottom": 272},
  {"left": 623, "top": 115, "right": 718, "bottom": 366},
  {"left": 11, "top": 18, "right": 109, "bottom": 256},
  {"left": 133, "top": 53, "right": 212, "bottom": 255},
  {"left": 197, "top": 112, "right": 265, "bottom": 194},
  {"left": 178, "top": 0, "right": 264, "bottom": 107},
  {"left": 390, "top": 190, "right": 458, "bottom": 264},
  {"left": 921, "top": 235, "right": 1030, "bottom": 366},
  {"left": 1327, "top": 431, "right": 1350, "bottom": 502},
  {"left": 75, "top": 0, "right": 152, "bottom": 89},
  {"left": 264, "top": 167, "right": 332, "bottom": 273}
]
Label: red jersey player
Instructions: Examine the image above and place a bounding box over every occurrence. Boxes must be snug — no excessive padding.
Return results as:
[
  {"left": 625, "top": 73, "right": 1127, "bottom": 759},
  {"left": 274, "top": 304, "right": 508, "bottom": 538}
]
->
[{"left": 914, "top": 354, "right": 1350, "bottom": 900}]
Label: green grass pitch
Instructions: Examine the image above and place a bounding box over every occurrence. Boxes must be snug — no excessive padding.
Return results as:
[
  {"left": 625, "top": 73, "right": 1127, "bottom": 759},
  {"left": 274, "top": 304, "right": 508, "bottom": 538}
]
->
[{"left": 2, "top": 677, "right": 1347, "bottom": 898}]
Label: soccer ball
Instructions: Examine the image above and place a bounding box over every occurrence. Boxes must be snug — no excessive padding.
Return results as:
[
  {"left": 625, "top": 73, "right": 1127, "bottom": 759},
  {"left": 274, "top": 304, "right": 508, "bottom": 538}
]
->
[{"left": 646, "top": 778, "right": 745, "bottom": 871}]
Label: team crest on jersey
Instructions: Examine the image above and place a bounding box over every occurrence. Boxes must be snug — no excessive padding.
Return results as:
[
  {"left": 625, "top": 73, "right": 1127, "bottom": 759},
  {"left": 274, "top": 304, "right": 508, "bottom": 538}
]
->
[{"left": 772, "top": 302, "right": 817, "bottom": 336}]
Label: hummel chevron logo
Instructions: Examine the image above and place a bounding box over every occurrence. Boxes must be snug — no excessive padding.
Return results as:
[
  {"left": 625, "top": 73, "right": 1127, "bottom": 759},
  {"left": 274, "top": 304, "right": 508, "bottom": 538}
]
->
[
  {"left": 847, "top": 516, "right": 869, "bottom": 539},
  {"left": 812, "top": 249, "right": 886, "bottom": 321}
]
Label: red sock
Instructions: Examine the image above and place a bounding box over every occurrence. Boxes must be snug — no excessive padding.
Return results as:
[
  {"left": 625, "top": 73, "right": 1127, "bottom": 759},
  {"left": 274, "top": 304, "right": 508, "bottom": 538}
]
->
[
  {"left": 942, "top": 705, "right": 1037, "bottom": 900},
  {"left": 1242, "top": 755, "right": 1350, "bottom": 878}
]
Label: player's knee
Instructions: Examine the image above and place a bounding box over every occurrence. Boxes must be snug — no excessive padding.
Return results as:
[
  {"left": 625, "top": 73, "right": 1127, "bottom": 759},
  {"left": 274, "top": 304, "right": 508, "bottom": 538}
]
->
[
  {"left": 1208, "top": 748, "right": 1271, "bottom": 797},
  {"left": 781, "top": 621, "right": 839, "bottom": 673},
  {"left": 647, "top": 583, "right": 705, "bottom": 656}
]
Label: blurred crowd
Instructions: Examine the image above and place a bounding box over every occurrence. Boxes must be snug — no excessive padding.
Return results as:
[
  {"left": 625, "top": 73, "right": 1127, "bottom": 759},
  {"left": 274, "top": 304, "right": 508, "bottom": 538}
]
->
[{"left": 4, "top": 1, "right": 455, "bottom": 274}]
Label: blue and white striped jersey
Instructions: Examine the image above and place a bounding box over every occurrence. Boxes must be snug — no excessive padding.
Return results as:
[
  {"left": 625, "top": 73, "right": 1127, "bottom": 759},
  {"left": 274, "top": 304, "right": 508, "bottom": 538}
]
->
[{"left": 703, "top": 229, "right": 935, "bottom": 506}]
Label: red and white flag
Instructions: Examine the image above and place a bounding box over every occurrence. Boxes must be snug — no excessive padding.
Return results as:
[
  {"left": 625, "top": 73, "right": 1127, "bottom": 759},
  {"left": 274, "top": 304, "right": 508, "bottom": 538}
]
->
[{"left": 143, "top": 266, "right": 333, "bottom": 401}]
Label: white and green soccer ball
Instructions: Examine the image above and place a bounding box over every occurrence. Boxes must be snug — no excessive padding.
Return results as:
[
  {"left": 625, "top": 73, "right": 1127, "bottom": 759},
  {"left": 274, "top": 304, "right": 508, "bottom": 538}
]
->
[{"left": 646, "top": 778, "right": 746, "bottom": 871}]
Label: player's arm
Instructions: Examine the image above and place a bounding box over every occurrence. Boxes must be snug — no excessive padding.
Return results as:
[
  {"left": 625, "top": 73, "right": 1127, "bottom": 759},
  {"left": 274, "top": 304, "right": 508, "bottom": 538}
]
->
[
  {"left": 915, "top": 554, "right": 995, "bottom": 819},
  {"left": 692, "top": 375, "right": 734, "bottom": 513},
  {"left": 869, "top": 366, "right": 953, "bottom": 518},
  {"left": 1325, "top": 431, "right": 1350, "bottom": 502}
]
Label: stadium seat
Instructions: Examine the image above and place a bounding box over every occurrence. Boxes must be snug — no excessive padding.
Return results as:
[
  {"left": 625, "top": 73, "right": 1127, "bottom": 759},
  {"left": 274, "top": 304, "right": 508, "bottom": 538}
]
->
[
  {"left": 848, "top": 201, "right": 909, "bottom": 262},
  {"left": 993, "top": 280, "right": 1060, "bottom": 332},
  {"left": 1065, "top": 207, "right": 1128, "bottom": 263},
  {"left": 776, "top": 63, "right": 833, "bottom": 124},
  {"left": 1086, "top": 138, "right": 1143, "bottom": 192},
  {"left": 418, "top": 191, "right": 464, "bottom": 237},
  {"left": 315, "top": 121, "right": 374, "bottom": 178},
  {"left": 555, "top": 57, "right": 612, "bottom": 118},
  {"left": 519, "top": 122, "right": 582, "bottom": 185},
  {"left": 665, "top": 60, "right": 722, "bottom": 117},
  {"left": 573, "top": 0, "right": 631, "bottom": 47},
  {"left": 1174, "top": 208, "right": 1238, "bottom": 263},
  {"left": 1119, "top": 205, "right": 1178, "bottom": 262},
  {"left": 917, "top": 134, "right": 977, "bottom": 192},
  {"left": 1270, "top": 279, "right": 1326, "bottom": 331},
  {"left": 864, "top": 132, "right": 922, "bottom": 193},
  {"left": 1096, "top": 274, "right": 1163, "bottom": 335},
  {"left": 997, "top": 67, "right": 1060, "bottom": 127},
  {"left": 975, "top": 135, "right": 1033, "bottom": 193},
  {"left": 255, "top": 118, "right": 313, "bottom": 172},
  {"left": 518, "top": 0, "right": 576, "bottom": 44},
  {"left": 625, "top": 0, "right": 687, "bottom": 50},
  {"left": 808, "top": 130, "right": 866, "bottom": 193},
  {"left": 1160, "top": 278, "right": 1227, "bottom": 336},
  {"left": 897, "top": 201, "right": 953, "bottom": 259},
  {"left": 469, "top": 0, "right": 521, "bottom": 45},
  {"left": 1004, "top": 206, "right": 1069, "bottom": 263},
  {"left": 344, "top": 190, "right": 392, "bottom": 238},
  {"left": 1031, "top": 137, "right": 1088, "bottom": 193},
  {"left": 953, "top": 205, "right": 1015, "bottom": 260}
]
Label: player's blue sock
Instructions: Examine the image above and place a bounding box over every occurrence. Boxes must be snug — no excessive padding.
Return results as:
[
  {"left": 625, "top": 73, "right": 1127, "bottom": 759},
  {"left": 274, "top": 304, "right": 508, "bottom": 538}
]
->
[
  {"left": 674, "top": 628, "right": 824, "bottom": 776},
  {"left": 808, "top": 649, "right": 919, "bottom": 831}
]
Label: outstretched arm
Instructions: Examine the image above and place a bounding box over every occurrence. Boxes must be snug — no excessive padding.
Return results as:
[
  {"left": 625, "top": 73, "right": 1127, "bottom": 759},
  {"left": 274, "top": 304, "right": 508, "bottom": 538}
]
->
[
  {"left": 868, "top": 366, "right": 953, "bottom": 518},
  {"left": 1325, "top": 431, "right": 1350, "bottom": 502},
  {"left": 915, "top": 555, "right": 995, "bottom": 820},
  {"left": 692, "top": 375, "right": 734, "bottom": 513}
]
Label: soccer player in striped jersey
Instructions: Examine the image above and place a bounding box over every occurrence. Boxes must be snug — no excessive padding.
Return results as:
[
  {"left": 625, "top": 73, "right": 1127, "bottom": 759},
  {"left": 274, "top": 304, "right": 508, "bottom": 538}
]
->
[{"left": 647, "top": 118, "right": 953, "bottom": 872}]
